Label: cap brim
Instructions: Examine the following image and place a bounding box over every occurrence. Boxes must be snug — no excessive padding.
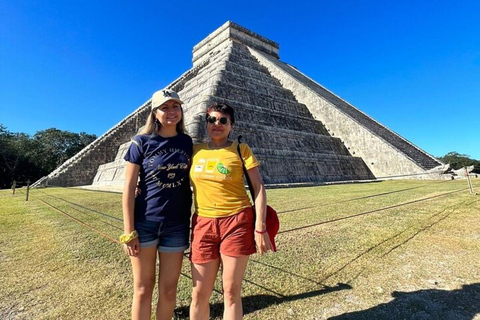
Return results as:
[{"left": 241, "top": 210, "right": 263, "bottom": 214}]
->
[
  {"left": 151, "top": 98, "right": 184, "bottom": 109},
  {"left": 170, "top": 98, "right": 183, "bottom": 105}
]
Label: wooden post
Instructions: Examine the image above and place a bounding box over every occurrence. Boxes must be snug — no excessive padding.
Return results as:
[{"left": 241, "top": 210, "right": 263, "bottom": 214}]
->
[
  {"left": 26, "top": 180, "right": 30, "bottom": 201},
  {"left": 12, "top": 180, "right": 16, "bottom": 195},
  {"left": 465, "top": 167, "right": 474, "bottom": 195}
]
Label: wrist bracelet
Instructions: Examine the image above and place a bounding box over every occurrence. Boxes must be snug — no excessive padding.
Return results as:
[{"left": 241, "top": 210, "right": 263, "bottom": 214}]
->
[
  {"left": 119, "top": 230, "right": 138, "bottom": 244},
  {"left": 255, "top": 229, "right": 268, "bottom": 234}
]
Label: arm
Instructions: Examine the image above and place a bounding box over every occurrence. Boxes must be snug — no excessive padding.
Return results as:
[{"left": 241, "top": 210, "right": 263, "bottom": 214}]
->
[
  {"left": 122, "top": 162, "right": 141, "bottom": 256},
  {"left": 246, "top": 166, "right": 273, "bottom": 254}
]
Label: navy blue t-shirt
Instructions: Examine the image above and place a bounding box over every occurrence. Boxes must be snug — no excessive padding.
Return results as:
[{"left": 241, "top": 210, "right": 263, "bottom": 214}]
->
[{"left": 124, "top": 133, "right": 193, "bottom": 223}]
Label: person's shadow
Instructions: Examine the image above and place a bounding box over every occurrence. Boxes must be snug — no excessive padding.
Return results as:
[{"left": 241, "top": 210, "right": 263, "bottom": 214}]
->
[
  {"left": 174, "top": 282, "right": 352, "bottom": 319},
  {"left": 329, "top": 283, "right": 480, "bottom": 320}
]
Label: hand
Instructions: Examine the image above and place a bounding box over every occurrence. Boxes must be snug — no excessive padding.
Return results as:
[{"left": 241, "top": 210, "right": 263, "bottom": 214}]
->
[
  {"left": 123, "top": 237, "right": 140, "bottom": 257},
  {"left": 135, "top": 185, "right": 142, "bottom": 198},
  {"left": 254, "top": 231, "right": 273, "bottom": 254}
]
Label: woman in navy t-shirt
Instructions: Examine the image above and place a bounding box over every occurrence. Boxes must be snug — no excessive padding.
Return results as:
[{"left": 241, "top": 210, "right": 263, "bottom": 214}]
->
[{"left": 121, "top": 89, "right": 192, "bottom": 320}]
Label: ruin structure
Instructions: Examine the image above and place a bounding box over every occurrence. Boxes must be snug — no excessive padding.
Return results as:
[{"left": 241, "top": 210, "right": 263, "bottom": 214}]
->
[{"left": 33, "top": 21, "right": 444, "bottom": 189}]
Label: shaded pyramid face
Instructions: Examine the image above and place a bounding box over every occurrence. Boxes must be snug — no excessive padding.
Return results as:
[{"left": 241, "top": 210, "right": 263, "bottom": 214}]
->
[{"left": 35, "top": 21, "right": 444, "bottom": 188}]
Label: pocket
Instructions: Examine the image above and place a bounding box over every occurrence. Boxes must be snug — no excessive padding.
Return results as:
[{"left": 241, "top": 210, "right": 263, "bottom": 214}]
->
[
  {"left": 192, "top": 215, "right": 210, "bottom": 233},
  {"left": 236, "top": 207, "right": 254, "bottom": 224}
]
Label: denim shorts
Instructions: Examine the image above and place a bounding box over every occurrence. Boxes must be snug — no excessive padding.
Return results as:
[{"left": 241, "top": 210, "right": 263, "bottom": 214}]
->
[{"left": 134, "top": 219, "right": 190, "bottom": 253}]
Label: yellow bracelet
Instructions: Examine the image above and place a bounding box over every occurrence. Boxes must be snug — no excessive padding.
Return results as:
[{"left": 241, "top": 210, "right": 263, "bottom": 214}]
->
[{"left": 119, "top": 230, "right": 138, "bottom": 244}]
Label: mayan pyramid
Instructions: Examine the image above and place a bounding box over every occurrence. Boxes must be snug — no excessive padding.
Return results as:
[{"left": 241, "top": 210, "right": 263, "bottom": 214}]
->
[{"left": 33, "top": 21, "right": 444, "bottom": 189}]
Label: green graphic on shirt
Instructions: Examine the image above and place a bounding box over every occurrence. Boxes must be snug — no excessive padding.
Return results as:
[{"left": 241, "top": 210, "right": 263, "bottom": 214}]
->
[{"left": 216, "top": 162, "right": 230, "bottom": 175}]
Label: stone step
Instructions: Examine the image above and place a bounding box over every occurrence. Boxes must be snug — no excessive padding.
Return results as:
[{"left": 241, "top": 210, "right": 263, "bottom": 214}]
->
[
  {"left": 219, "top": 68, "right": 297, "bottom": 101},
  {"left": 234, "top": 125, "right": 350, "bottom": 156},
  {"left": 222, "top": 61, "right": 289, "bottom": 92},
  {"left": 229, "top": 105, "right": 327, "bottom": 135},
  {"left": 213, "top": 81, "right": 308, "bottom": 113},
  {"left": 252, "top": 147, "right": 356, "bottom": 160},
  {"left": 258, "top": 155, "right": 373, "bottom": 184}
]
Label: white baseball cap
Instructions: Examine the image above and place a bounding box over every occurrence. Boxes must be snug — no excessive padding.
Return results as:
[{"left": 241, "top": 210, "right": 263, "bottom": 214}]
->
[{"left": 151, "top": 89, "right": 183, "bottom": 110}]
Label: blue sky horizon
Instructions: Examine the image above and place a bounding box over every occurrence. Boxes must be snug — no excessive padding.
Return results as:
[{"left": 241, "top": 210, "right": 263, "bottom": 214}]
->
[{"left": 1, "top": 1, "right": 479, "bottom": 160}]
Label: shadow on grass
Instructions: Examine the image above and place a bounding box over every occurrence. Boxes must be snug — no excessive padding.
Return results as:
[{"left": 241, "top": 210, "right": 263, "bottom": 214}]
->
[
  {"left": 329, "top": 283, "right": 480, "bottom": 320},
  {"left": 174, "top": 282, "right": 352, "bottom": 319}
]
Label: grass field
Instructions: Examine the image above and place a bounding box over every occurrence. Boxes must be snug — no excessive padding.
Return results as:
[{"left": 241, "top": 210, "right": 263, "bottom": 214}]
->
[{"left": 1, "top": 179, "right": 479, "bottom": 319}]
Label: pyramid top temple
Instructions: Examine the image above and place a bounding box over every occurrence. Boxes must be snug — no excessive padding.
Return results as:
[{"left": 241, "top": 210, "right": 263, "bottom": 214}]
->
[
  {"left": 192, "top": 21, "right": 280, "bottom": 66},
  {"left": 33, "top": 21, "right": 445, "bottom": 189}
]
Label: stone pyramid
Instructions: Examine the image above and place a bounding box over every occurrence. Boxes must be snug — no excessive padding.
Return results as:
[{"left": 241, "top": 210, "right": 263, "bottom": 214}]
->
[{"left": 34, "top": 21, "right": 444, "bottom": 189}]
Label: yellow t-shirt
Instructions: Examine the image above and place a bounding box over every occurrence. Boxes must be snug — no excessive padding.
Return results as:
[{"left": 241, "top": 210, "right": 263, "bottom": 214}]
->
[{"left": 190, "top": 142, "right": 260, "bottom": 218}]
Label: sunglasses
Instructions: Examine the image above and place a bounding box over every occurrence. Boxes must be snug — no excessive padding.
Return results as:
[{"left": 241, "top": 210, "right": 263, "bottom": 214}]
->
[{"left": 206, "top": 116, "right": 229, "bottom": 125}]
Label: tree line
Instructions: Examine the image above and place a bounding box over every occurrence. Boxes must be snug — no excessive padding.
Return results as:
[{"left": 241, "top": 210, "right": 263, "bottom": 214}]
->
[{"left": 0, "top": 124, "right": 97, "bottom": 189}]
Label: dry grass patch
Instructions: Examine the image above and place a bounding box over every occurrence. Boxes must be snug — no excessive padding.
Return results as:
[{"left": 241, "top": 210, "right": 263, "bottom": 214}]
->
[{"left": 1, "top": 179, "right": 479, "bottom": 319}]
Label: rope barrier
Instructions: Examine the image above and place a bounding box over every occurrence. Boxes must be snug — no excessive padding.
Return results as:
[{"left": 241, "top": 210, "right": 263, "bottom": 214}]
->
[
  {"left": 60, "top": 203, "right": 123, "bottom": 231},
  {"left": 37, "top": 198, "right": 120, "bottom": 244},
  {"left": 34, "top": 189, "right": 123, "bottom": 222},
  {"left": 278, "top": 187, "right": 468, "bottom": 234},
  {"left": 30, "top": 189, "right": 123, "bottom": 231},
  {"left": 276, "top": 179, "right": 455, "bottom": 215},
  {"left": 277, "top": 185, "right": 424, "bottom": 214}
]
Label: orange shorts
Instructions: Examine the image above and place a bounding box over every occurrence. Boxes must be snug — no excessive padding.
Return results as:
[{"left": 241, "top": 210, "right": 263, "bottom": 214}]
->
[{"left": 190, "top": 207, "right": 256, "bottom": 264}]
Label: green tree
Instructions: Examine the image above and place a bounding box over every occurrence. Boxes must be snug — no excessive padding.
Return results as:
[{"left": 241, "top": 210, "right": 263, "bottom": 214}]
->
[
  {"left": 438, "top": 151, "right": 480, "bottom": 172},
  {"left": 32, "top": 128, "right": 97, "bottom": 173},
  {"left": 0, "top": 125, "right": 41, "bottom": 188},
  {"left": 0, "top": 125, "right": 97, "bottom": 189}
]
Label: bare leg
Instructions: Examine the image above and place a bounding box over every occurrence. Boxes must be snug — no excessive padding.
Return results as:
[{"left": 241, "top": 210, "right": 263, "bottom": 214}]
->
[
  {"left": 130, "top": 245, "right": 157, "bottom": 320},
  {"left": 155, "top": 251, "right": 184, "bottom": 320},
  {"left": 190, "top": 259, "right": 221, "bottom": 320},
  {"left": 220, "top": 254, "right": 249, "bottom": 320}
]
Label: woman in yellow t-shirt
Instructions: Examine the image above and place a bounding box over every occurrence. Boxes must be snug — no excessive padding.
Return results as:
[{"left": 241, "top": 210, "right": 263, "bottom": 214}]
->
[{"left": 189, "top": 103, "right": 274, "bottom": 320}]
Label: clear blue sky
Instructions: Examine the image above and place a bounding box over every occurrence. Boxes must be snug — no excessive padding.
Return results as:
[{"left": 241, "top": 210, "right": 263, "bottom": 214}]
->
[{"left": 1, "top": 1, "right": 479, "bottom": 160}]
